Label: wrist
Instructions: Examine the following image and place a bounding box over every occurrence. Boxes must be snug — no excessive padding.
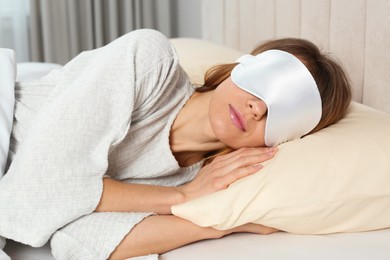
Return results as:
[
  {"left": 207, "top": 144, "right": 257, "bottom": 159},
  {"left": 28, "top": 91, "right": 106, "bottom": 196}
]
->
[
  {"left": 153, "top": 186, "right": 186, "bottom": 215},
  {"left": 172, "top": 186, "right": 186, "bottom": 206}
]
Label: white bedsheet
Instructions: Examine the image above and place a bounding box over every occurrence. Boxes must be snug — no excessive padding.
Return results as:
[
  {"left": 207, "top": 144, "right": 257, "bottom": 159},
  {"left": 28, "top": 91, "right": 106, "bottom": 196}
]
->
[
  {"left": 162, "top": 229, "right": 390, "bottom": 260},
  {"left": 4, "top": 228, "right": 390, "bottom": 260}
]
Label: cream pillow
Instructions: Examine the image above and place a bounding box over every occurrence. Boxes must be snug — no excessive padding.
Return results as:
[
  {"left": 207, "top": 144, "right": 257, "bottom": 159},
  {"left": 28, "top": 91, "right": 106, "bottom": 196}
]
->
[
  {"left": 173, "top": 101, "right": 390, "bottom": 234},
  {"left": 170, "top": 39, "right": 390, "bottom": 235},
  {"left": 170, "top": 38, "right": 242, "bottom": 84}
]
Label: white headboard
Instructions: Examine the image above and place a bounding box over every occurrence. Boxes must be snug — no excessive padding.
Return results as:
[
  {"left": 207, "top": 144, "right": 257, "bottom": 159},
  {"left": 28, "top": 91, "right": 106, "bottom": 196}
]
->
[{"left": 201, "top": 0, "right": 390, "bottom": 114}]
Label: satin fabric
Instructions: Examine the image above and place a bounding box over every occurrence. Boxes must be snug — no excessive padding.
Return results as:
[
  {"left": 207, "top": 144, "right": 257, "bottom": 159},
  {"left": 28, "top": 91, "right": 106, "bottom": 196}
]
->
[{"left": 231, "top": 50, "right": 322, "bottom": 146}]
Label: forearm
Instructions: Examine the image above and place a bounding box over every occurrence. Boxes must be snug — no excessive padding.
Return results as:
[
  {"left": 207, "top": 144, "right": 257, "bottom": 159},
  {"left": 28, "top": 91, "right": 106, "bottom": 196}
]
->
[
  {"left": 108, "top": 214, "right": 279, "bottom": 259},
  {"left": 95, "top": 178, "right": 184, "bottom": 214},
  {"left": 109, "top": 215, "right": 227, "bottom": 259}
]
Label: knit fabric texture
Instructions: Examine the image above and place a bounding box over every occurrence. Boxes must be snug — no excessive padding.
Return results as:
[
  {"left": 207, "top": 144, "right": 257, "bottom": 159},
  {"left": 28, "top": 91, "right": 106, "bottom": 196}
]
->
[{"left": 1, "top": 29, "right": 201, "bottom": 259}]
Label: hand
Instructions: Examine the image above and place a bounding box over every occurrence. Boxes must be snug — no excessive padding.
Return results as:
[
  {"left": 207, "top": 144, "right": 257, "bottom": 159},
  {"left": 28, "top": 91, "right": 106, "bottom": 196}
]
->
[
  {"left": 229, "top": 223, "right": 279, "bottom": 235},
  {"left": 212, "top": 223, "right": 279, "bottom": 239},
  {"left": 176, "top": 147, "right": 278, "bottom": 203}
]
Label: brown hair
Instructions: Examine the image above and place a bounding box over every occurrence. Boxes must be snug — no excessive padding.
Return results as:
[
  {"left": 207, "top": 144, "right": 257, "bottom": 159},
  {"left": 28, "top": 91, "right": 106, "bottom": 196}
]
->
[
  {"left": 197, "top": 38, "right": 351, "bottom": 134},
  {"left": 198, "top": 38, "right": 352, "bottom": 163}
]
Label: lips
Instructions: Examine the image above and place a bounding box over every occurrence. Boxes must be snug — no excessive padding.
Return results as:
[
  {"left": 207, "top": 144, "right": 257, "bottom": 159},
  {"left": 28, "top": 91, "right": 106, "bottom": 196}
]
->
[{"left": 229, "top": 104, "right": 246, "bottom": 132}]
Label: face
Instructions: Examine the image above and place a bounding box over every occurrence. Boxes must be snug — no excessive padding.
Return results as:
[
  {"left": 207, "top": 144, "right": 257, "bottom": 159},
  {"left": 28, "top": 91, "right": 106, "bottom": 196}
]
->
[{"left": 209, "top": 77, "right": 268, "bottom": 148}]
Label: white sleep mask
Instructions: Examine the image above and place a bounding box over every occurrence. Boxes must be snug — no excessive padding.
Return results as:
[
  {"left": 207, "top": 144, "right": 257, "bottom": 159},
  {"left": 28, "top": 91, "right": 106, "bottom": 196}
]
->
[{"left": 231, "top": 50, "right": 322, "bottom": 146}]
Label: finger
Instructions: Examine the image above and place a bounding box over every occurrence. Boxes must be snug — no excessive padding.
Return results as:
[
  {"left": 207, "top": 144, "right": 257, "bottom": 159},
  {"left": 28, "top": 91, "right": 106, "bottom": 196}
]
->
[
  {"left": 235, "top": 223, "right": 279, "bottom": 235},
  {"left": 217, "top": 147, "right": 277, "bottom": 164},
  {"left": 217, "top": 163, "right": 263, "bottom": 188},
  {"left": 218, "top": 151, "right": 275, "bottom": 174},
  {"left": 210, "top": 149, "right": 275, "bottom": 175}
]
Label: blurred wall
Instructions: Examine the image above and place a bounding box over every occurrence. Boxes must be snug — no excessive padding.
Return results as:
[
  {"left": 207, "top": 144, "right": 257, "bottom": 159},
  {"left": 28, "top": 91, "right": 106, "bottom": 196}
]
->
[
  {"left": 0, "top": 0, "right": 203, "bottom": 62},
  {"left": 172, "top": 0, "right": 202, "bottom": 38}
]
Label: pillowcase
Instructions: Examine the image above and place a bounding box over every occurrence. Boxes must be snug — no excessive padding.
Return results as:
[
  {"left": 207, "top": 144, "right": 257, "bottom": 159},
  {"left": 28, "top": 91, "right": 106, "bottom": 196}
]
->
[
  {"left": 0, "top": 48, "right": 16, "bottom": 179},
  {"left": 0, "top": 248, "right": 10, "bottom": 260},
  {"left": 0, "top": 48, "right": 15, "bottom": 258},
  {"left": 170, "top": 38, "right": 242, "bottom": 84},
  {"left": 172, "top": 101, "right": 390, "bottom": 234},
  {"left": 16, "top": 62, "right": 62, "bottom": 82}
]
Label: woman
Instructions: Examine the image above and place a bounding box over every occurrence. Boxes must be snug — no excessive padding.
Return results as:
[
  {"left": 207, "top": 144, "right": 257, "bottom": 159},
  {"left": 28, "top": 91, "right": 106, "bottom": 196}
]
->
[{"left": 4, "top": 29, "right": 351, "bottom": 259}]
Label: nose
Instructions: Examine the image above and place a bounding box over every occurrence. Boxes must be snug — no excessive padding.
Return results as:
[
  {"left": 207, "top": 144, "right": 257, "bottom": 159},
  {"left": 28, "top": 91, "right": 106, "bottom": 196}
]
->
[{"left": 247, "top": 99, "right": 267, "bottom": 120}]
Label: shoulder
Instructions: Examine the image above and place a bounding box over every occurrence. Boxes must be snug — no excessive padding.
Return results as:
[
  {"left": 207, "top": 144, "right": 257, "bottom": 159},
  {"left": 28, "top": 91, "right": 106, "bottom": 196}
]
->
[
  {"left": 114, "top": 29, "right": 178, "bottom": 69},
  {"left": 120, "top": 29, "right": 171, "bottom": 45},
  {"left": 117, "top": 30, "right": 190, "bottom": 113}
]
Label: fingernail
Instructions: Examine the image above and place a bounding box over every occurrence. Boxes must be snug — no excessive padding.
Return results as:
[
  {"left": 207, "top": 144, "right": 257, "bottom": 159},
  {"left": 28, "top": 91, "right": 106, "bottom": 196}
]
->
[{"left": 253, "top": 164, "right": 263, "bottom": 169}]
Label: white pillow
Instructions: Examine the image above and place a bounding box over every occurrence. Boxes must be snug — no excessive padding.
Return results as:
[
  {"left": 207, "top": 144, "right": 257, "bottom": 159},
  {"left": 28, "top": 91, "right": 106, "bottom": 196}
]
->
[
  {"left": 0, "top": 248, "right": 10, "bottom": 260},
  {"left": 172, "top": 102, "right": 390, "bottom": 234},
  {"left": 16, "top": 62, "right": 62, "bottom": 82},
  {"left": 0, "top": 48, "right": 16, "bottom": 179},
  {"left": 0, "top": 48, "right": 15, "bottom": 260}
]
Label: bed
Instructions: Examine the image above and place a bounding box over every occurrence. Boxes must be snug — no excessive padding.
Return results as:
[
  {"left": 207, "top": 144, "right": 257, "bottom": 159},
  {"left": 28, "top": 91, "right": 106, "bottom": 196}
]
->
[
  {"left": 4, "top": 229, "right": 390, "bottom": 260},
  {"left": 1, "top": 35, "right": 390, "bottom": 260},
  {"left": 1, "top": 1, "right": 390, "bottom": 259}
]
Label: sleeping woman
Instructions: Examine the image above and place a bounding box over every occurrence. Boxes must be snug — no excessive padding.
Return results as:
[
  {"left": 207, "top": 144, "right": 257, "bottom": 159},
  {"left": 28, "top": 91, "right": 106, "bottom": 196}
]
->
[{"left": 1, "top": 29, "right": 351, "bottom": 259}]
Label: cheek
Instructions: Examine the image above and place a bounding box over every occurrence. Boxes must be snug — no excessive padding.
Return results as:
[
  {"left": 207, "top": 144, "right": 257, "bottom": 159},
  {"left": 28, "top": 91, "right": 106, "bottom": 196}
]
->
[
  {"left": 209, "top": 102, "right": 228, "bottom": 137},
  {"left": 247, "top": 133, "right": 266, "bottom": 147},
  {"left": 209, "top": 89, "right": 229, "bottom": 128},
  {"left": 209, "top": 99, "right": 238, "bottom": 146},
  {"left": 251, "top": 123, "right": 267, "bottom": 147},
  {"left": 235, "top": 123, "right": 267, "bottom": 148}
]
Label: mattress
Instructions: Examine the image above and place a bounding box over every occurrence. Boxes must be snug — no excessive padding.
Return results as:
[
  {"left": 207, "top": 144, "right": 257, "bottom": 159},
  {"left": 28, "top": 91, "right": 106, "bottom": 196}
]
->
[
  {"left": 4, "top": 228, "right": 390, "bottom": 259},
  {"left": 162, "top": 229, "right": 390, "bottom": 260}
]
